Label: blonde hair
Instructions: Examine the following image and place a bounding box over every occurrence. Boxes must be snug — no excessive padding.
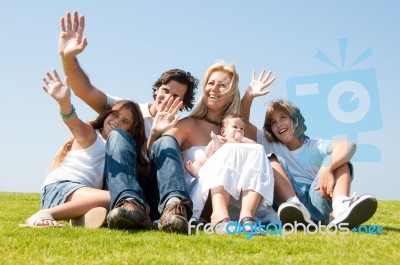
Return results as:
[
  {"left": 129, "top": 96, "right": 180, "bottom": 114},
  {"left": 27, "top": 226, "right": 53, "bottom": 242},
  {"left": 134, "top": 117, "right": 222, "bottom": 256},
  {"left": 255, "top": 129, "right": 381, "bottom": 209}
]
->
[{"left": 190, "top": 61, "right": 241, "bottom": 122}]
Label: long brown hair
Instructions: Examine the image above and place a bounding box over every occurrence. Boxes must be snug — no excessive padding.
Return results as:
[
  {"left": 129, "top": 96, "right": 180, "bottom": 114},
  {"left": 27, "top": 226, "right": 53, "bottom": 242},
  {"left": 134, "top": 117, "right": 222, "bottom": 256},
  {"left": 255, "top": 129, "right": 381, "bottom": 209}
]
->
[
  {"left": 50, "top": 100, "right": 149, "bottom": 175},
  {"left": 263, "top": 99, "right": 308, "bottom": 143}
]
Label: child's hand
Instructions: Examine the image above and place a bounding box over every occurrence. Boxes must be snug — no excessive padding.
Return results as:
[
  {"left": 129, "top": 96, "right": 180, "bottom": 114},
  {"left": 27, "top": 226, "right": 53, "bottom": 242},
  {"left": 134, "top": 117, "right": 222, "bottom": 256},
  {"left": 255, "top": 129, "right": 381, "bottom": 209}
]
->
[
  {"left": 246, "top": 69, "right": 276, "bottom": 98},
  {"left": 234, "top": 131, "right": 244, "bottom": 142},
  {"left": 42, "top": 69, "right": 71, "bottom": 104},
  {"left": 315, "top": 167, "right": 336, "bottom": 198}
]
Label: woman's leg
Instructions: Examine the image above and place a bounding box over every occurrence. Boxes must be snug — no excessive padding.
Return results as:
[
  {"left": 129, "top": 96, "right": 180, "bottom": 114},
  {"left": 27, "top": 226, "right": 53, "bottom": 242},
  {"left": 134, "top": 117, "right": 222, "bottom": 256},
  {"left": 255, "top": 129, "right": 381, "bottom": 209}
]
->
[
  {"left": 239, "top": 190, "right": 261, "bottom": 221},
  {"left": 210, "top": 186, "right": 230, "bottom": 224}
]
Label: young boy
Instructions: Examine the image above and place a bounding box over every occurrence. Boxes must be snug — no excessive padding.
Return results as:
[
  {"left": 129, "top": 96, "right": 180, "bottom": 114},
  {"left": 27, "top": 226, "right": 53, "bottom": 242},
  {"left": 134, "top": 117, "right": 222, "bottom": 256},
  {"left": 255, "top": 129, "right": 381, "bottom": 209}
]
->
[{"left": 260, "top": 99, "right": 377, "bottom": 228}]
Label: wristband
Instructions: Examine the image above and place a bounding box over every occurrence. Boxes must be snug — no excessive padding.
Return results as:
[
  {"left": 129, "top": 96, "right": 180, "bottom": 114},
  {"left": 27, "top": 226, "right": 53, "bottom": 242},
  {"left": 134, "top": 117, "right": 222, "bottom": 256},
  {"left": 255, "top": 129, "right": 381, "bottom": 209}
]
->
[{"left": 60, "top": 104, "right": 76, "bottom": 119}]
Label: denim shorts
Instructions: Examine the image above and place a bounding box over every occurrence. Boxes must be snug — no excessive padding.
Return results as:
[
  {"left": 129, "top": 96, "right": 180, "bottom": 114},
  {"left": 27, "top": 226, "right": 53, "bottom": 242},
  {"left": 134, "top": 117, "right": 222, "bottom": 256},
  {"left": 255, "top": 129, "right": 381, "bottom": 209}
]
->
[
  {"left": 41, "top": 180, "right": 85, "bottom": 209},
  {"left": 269, "top": 153, "right": 354, "bottom": 225}
]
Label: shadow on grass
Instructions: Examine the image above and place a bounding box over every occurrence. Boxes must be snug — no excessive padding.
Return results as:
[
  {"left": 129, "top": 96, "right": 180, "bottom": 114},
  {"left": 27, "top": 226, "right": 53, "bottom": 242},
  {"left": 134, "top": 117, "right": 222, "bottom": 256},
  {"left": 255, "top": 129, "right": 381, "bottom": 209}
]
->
[{"left": 380, "top": 226, "right": 400, "bottom": 233}]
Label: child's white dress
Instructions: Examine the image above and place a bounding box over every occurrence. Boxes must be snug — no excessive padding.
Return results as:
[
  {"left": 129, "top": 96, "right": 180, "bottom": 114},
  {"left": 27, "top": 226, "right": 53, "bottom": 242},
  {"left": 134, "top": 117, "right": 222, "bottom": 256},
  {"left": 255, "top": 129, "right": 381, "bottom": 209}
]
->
[{"left": 183, "top": 143, "right": 277, "bottom": 223}]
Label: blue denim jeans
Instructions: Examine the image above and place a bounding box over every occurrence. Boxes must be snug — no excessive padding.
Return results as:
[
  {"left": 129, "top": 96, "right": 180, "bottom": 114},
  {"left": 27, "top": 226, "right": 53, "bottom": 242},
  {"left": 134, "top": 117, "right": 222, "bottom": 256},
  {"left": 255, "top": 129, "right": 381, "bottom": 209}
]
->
[
  {"left": 41, "top": 180, "right": 85, "bottom": 209},
  {"left": 104, "top": 130, "right": 191, "bottom": 220},
  {"left": 149, "top": 135, "right": 192, "bottom": 214},
  {"left": 104, "top": 129, "right": 146, "bottom": 210},
  {"left": 270, "top": 154, "right": 333, "bottom": 224},
  {"left": 283, "top": 160, "right": 354, "bottom": 225}
]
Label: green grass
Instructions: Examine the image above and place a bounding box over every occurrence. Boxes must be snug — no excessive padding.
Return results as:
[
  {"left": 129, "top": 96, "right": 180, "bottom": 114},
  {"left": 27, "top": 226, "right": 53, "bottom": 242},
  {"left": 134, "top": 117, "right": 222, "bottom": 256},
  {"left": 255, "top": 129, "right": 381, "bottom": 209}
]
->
[{"left": 1, "top": 192, "right": 399, "bottom": 264}]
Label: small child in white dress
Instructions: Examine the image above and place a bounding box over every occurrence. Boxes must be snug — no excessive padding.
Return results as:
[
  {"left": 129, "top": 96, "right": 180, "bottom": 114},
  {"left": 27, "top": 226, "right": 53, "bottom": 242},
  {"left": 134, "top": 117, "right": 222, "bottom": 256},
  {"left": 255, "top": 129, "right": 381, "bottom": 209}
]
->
[
  {"left": 187, "top": 114, "right": 277, "bottom": 229},
  {"left": 185, "top": 114, "right": 256, "bottom": 177}
]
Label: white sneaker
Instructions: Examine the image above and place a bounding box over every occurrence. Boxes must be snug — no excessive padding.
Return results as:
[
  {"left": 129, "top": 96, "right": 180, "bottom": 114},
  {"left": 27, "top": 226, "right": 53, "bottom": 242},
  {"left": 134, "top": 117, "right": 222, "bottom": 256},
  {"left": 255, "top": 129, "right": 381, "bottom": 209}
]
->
[
  {"left": 329, "top": 193, "right": 377, "bottom": 229},
  {"left": 278, "top": 197, "right": 314, "bottom": 226},
  {"left": 70, "top": 207, "right": 108, "bottom": 229}
]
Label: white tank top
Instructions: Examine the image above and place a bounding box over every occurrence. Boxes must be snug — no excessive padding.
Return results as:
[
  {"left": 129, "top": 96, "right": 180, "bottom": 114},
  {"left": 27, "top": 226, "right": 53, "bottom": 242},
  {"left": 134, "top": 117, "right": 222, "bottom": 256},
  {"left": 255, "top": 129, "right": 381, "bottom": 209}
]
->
[{"left": 42, "top": 129, "right": 106, "bottom": 189}]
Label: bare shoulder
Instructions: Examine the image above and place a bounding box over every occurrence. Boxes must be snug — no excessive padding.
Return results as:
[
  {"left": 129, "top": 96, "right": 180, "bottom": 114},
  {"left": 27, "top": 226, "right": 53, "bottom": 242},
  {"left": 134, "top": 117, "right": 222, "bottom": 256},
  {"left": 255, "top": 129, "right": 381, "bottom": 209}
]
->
[
  {"left": 177, "top": 116, "right": 197, "bottom": 127},
  {"left": 164, "top": 116, "right": 199, "bottom": 147},
  {"left": 176, "top": 117, "right": 219, "bottom": 149}
]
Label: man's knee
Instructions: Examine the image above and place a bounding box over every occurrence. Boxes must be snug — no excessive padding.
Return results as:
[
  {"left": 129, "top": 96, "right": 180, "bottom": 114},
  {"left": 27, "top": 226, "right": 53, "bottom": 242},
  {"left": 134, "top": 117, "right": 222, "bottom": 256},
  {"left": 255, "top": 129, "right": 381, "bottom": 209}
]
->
[{"left": 151, "top": 135, "right": 179, "bottom": 154}]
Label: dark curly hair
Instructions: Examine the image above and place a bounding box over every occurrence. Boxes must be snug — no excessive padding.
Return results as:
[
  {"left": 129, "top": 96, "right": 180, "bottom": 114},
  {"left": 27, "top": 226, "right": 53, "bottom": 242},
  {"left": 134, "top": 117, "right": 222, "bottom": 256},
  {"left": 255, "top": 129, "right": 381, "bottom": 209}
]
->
[{"left": 152, "top": 69, "right": 198, "bottom": 111}]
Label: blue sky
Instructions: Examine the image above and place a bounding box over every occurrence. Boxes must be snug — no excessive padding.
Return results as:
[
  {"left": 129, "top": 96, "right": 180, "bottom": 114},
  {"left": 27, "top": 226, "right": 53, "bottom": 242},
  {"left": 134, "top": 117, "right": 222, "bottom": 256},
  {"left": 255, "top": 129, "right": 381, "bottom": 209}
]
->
[{"left": 1, "top": 1, "right": 399, "bottom": 200}]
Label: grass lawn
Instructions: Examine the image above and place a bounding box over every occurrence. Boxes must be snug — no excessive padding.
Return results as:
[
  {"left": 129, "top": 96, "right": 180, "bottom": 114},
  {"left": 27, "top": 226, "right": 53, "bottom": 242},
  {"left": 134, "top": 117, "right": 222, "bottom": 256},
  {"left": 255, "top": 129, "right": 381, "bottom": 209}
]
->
[{"left": 1, "top": 192, "right": 399, "bottom": 265}]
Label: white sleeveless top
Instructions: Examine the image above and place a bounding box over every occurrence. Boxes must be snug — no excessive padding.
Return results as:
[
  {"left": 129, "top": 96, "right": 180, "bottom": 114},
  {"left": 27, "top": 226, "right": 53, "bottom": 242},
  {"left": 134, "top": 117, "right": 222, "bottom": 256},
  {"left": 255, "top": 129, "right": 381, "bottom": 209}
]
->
[{"left": 43, "top": 129, "right": 106, "bottom": 189}]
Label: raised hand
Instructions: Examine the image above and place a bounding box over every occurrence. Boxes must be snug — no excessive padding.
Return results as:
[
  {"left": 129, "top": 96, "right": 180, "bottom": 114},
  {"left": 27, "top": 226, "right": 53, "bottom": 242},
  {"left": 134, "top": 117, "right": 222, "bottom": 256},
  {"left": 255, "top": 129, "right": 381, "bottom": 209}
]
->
[
  {"left": 147, "top": 97, "right": 183, "bottom": 151},
  {"left": 42, "top": 69, "right": 71, "bottom": 104},
  {"left": 246, "top": 69, "right": 276, "bottom": 98},
  {"left": 59, "top": 10, "right": 88, "bottom": 58},
  {"left": 152, "top": 97, "right": 183, "bottom": 135}
]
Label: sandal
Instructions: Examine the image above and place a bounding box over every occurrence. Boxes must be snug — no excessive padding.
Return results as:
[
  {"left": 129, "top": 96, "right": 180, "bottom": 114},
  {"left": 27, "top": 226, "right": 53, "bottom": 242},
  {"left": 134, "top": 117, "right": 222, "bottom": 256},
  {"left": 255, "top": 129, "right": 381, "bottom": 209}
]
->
[
  {"left": 240, "top": 216, "right": 256, "bottom": 232},
  {"left": 19, "top": 211, "right": 63, "bottom": 228},
  {"left": 240, "top": 216, "right": 266, "bottom": 234},
  {"left": 213, "top": 217, "right": 231, "bottom": 234}
]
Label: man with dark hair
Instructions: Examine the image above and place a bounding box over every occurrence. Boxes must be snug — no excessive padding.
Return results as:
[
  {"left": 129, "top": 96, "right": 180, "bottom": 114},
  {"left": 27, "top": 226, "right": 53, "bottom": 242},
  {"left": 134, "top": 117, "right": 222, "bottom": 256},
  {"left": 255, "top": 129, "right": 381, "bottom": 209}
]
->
[{"left": 59, "top": 11, "right": 198, "bottom": 233}]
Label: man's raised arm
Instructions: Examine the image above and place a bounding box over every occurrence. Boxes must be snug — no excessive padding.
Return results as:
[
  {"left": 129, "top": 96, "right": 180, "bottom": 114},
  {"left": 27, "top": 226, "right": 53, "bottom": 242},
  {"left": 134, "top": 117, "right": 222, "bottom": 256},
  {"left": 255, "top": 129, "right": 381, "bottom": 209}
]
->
[{"left": 59, "top": 10, "right": 108, "bottom": 114}]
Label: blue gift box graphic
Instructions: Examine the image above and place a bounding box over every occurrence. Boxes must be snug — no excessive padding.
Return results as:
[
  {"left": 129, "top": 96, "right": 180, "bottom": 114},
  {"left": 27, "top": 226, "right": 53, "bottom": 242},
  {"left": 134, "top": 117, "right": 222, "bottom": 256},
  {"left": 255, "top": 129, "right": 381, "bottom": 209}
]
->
[{"left": 286, "top": 39, "right": 382, "bottom": 162}]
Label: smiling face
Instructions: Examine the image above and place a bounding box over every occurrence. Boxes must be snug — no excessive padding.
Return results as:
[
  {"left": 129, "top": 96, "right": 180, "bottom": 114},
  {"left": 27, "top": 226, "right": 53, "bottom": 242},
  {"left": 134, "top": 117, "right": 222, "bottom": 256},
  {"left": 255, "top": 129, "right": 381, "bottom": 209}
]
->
[
  {"left": 151, "top": 80, "right": 188, "bottom": 115},
  {"left": 221, "top": 117, "right": 245, "bottom": 142},
  {"left": 204, "top": 70, "right": 231, "bottom": 111},
  {"left": 101, "top": 107, "right": 134, "bottom": 139},
  {"left": 269, "top": 110, "right": 303, "bottom": 150}
]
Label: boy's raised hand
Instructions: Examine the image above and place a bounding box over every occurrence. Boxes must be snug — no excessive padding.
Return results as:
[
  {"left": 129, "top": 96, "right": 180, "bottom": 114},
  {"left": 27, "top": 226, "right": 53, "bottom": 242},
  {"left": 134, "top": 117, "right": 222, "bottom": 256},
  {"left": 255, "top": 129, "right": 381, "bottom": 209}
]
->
[
  {"left": 246, "top": 69, "right": 276, "bottom": 98},
  {"left": 59, "top": 10, "right": 88, "bottom": 58},
  {"left": 42, "top": 69, "right": 71, "bottom": 104}
]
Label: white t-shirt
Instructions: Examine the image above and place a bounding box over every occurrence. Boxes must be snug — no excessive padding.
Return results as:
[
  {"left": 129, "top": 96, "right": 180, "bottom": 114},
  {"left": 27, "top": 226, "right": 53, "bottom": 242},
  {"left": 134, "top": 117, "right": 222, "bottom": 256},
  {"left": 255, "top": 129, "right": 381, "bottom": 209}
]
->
[
  {"left": 257, "top": 128, "right": 331, "bottom": 185},
  {"left": 43, "top": 129, "right": 106, "bottom": 189}
]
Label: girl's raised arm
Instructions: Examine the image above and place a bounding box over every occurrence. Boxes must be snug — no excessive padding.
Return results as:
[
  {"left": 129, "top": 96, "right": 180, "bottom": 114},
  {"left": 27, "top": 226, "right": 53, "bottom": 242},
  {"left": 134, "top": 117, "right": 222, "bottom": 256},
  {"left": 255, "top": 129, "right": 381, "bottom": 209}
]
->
[{"left": 42, "top": 69, "right": 97, "bottom": 149}]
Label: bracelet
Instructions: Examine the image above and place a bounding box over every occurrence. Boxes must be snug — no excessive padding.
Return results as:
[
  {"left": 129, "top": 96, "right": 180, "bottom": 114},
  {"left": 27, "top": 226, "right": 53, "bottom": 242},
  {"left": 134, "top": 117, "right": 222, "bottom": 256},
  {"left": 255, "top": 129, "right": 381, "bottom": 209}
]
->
[{"left": 60, "top": 104, "right": 76, "bottom": 119}]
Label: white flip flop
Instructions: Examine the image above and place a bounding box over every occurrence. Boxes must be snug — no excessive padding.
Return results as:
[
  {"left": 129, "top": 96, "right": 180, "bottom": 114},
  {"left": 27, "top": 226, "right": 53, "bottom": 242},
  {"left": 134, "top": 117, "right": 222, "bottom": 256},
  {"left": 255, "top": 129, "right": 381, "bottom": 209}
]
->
[{"left": 19, "top": 211, "right": 63, "bottom": 228}]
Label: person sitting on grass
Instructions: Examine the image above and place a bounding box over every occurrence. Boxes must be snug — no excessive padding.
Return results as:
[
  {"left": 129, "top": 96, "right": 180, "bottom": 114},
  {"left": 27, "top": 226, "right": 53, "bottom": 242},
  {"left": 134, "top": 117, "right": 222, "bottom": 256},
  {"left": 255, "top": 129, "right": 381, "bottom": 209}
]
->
[
  {"left": 242, "top": 86, "right": 378, "bottom": 228},
  {"left": 187, "top": 113, "right": 278, "bottom": 231},
  {"left": 20, "top": 69, "right": 147, "bottom": 228},
  {"left": 185, "top": 114, "right": 256, "bottom": 177}
]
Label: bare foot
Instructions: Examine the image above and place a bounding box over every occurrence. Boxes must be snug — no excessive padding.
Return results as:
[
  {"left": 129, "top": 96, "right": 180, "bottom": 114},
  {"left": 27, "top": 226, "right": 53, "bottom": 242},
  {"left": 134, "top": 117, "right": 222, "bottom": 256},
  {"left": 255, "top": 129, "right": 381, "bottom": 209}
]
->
[
  {"left": 210, "top": 131, "right": 223, "bottom": 151},
  {"left": 185, "top": 160, "right": 199, "bottom": 177}
]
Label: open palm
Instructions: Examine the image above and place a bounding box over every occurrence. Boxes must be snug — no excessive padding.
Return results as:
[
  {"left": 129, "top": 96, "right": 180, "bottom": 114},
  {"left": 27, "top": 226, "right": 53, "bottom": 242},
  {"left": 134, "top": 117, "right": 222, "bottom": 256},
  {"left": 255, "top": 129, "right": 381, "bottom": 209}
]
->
[
  {"left": 59, "top": 11, "right": 87, "bottom": 58},
  {"left": 247, "top": 69, "right": 276, "bottom": 98},
  {"left": 42, "top": 69, "right": 71, "bottom": 104}
]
